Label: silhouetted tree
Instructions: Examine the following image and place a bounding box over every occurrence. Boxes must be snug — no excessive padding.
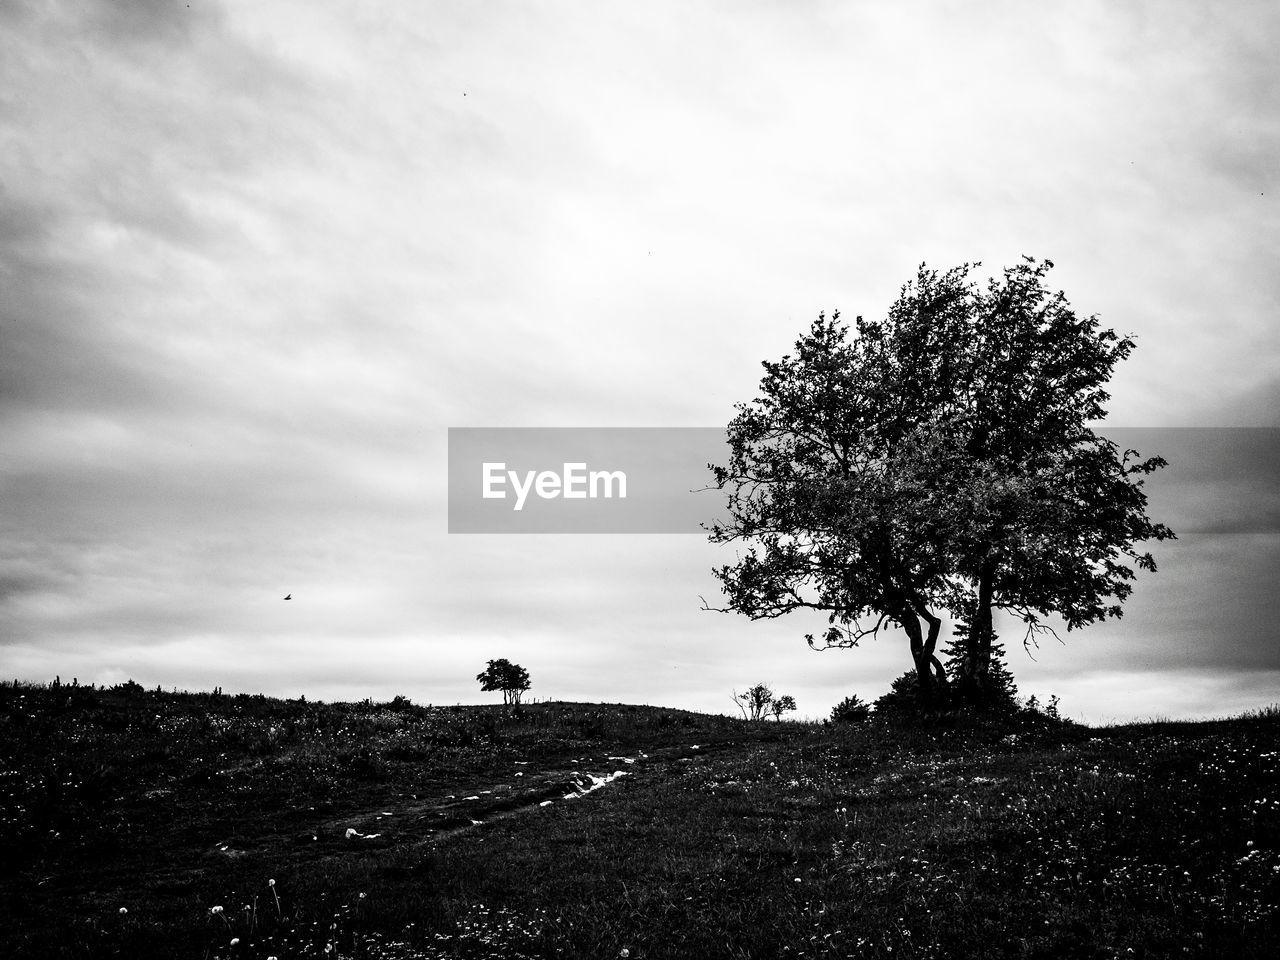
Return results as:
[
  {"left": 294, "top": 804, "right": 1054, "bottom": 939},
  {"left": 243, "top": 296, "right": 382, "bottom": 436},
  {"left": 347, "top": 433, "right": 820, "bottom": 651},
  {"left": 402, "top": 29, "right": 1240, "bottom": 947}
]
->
[
  {"left": 872, "top": 671, "right": 927, "bottom": 717},
  {"left": 829, "top": 694, "right": 871, "bottom": 724},
  {"left": 733, "top": 683, "right": 776, "bottom": 721},
  {"left": 769, "top": 693, "right": 798, "bottom": 721},
  {"left": 476, "top": 659, "right": 531, "bottom": 706},
  {"left": 708, "top": 258, "right": 1173, "bottom": 709},
  {"left": 942, "top": 615, "right": 1018, "bottom": 713}
]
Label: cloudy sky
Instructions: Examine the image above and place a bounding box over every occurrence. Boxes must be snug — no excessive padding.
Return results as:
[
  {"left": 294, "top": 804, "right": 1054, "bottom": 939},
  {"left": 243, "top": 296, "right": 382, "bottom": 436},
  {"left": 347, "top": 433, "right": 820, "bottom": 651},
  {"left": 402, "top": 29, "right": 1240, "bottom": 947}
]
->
[{"left": 2, "top": 0, "right": 1277, "bottom": 724}]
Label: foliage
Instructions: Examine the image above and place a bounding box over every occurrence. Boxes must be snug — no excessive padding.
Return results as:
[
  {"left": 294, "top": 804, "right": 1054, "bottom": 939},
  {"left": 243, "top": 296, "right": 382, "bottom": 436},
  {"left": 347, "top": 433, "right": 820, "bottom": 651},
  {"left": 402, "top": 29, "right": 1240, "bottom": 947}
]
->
[
  {"left": 942, "top": 622, "right": 1019, "bottom": 714},
  {"left": 733, "top": 683, "right": 796, "bottom": 721},
  {"left": 1023, "top": 693, "right": 1064, "bottom": 722},
  {"left": 828, "top": 694, "right": 871, "bottom": 724},
  {"left": 708, "top": 258, "right": 1173, "bottom": 708},
  {"left": 476, "top": 659, "right": 531, "bottom": 706},
  {"left": 732, "top": 683, "right": 774, "bottom": 721},
  {"left": 872, "top": 671, "right": 929, "bottom": 718},
  {"left": 769, "top": 694, "right": 797, "bottom": 721}
]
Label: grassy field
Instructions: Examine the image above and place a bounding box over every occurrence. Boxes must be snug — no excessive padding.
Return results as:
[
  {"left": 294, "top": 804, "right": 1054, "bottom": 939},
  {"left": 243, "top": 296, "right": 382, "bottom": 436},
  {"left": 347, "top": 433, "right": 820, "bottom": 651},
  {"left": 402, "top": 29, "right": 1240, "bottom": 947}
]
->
[{"left": 0, "top": 681, "right": 1276, "bottom": 959}]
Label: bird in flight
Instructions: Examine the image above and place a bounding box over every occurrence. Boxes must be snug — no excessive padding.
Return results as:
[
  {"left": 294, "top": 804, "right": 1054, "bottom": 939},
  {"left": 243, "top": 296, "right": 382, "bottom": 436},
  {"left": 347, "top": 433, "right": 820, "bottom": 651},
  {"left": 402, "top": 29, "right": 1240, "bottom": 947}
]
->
[{"left": 283, "top": 594, "right": 292, "bottom": 600}]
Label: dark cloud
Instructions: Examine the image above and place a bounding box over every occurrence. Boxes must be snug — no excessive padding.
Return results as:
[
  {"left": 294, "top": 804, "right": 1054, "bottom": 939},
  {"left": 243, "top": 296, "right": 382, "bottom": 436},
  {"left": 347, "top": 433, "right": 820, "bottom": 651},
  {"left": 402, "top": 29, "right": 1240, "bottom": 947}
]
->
[
  {"left": 1104, "top": 429, "right": 1280, "bottom": 536},
  {"left": 1140, "top": 534, "right": 1280, "bottom": 672},
  {"left": 1204, "top": 374, "right": 1280, "bottom": 428}
]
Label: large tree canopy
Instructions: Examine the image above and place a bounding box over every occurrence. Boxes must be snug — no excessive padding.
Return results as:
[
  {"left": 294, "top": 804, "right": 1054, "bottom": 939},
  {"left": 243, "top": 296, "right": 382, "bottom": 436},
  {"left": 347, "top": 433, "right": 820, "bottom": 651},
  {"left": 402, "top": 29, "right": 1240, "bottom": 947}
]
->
[{"left": 707, "top": 258, "right": 1174, "bottom": 708}]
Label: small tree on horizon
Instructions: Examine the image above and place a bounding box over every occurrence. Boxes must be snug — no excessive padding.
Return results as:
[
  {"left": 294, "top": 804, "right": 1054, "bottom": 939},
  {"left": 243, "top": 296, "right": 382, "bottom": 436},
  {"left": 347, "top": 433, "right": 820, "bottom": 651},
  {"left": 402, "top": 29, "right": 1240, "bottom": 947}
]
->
[
  {"left": 770, "top": 694, "right": 798, "bottom": 721},
  {"left": 733, "top": 683, "right": 775, "bottom": 721},
  {"left": 476, "top": 659, "right": 531, "bottom": 706}
]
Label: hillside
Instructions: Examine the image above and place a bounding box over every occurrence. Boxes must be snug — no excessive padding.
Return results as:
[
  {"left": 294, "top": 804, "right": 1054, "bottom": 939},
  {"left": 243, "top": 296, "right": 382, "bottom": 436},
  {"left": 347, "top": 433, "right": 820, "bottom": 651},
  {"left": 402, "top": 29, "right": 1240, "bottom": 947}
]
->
[{"left": 1, "top": 682, "right": 1276, "bottom": 959}]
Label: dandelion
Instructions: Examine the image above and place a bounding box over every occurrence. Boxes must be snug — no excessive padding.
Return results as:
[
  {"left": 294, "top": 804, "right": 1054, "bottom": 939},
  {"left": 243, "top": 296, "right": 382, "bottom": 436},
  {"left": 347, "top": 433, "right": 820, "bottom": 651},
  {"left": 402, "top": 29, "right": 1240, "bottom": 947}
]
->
[
  {"left": 620, "top": 949, "right": 631, "bottom": 958},
  {"left": 230, "top": 938, "right": 240, "bottom": 946},
  {"left": 268, "top": 878, "right": 276, "bottom": 886},
  {"left": 118, "top": 907, "right": 128, "bottom": 915},
  {"left": 211, "top": 906, "right": 224, "bottom": 915}
]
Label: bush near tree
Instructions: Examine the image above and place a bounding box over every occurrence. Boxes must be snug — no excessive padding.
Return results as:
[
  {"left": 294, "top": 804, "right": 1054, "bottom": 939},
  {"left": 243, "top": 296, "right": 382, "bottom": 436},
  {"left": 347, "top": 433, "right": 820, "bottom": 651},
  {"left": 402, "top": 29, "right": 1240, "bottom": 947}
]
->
[{"left": 829, "top": 694, "right": 871, "bottom": 724}]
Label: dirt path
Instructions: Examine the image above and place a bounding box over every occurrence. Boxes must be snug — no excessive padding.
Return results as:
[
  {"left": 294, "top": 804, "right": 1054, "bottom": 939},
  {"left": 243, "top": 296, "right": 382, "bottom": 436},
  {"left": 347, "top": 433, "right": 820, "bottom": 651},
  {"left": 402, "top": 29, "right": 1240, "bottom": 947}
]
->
[
  {"left": 209, "top": 741, "right": 724, "bottom": 867},
  {"left": 326, "top": 742, "right": 717, "bottom": 846}
]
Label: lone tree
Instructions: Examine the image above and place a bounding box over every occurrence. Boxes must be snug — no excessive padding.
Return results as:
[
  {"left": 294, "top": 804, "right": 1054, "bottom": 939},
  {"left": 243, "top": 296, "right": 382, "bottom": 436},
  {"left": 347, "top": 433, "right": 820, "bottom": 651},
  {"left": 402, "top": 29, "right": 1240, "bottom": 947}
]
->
[
  {"left": 733, "top": 682, "right": 790, "bottom": 721},
  {"left": 769, "top": 694, "right": 798, "bottom": 721},
  {"left": 476, "top": 658, "right": 531, "bottom": 706},
  {"left": 707, "top": 258, "right": 1173, "bottom": 709}
]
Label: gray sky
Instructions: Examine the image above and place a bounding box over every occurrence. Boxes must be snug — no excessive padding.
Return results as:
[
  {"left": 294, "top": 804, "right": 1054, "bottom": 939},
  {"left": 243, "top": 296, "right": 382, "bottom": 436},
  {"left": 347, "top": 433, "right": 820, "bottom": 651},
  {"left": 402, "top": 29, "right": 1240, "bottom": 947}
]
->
[{"left": 2, "top": 0, "right": 1278, "bottom": 723}]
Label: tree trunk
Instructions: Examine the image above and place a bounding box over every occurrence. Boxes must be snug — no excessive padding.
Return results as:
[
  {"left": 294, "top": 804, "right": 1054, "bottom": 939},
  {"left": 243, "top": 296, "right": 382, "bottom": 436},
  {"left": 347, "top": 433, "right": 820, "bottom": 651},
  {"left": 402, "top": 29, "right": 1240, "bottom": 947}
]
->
[
  {"left": 903, "top": 603, "right": 948, "bottom": 709},
  {"left": 875, "top": 534, "right": 949, "bottom": 710},
  {"left": 957, "top": 561, "right": 996, "bottom": 706}
]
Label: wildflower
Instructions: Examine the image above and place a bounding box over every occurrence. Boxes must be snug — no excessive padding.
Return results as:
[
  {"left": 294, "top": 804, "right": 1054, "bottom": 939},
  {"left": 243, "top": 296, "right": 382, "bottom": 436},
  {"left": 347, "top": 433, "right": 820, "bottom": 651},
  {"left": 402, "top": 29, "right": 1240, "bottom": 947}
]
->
[
  {"left": 268, "top": 878, "right": 276, "bottom": 886},
  {"left": 211, "top": 905, "right": 224, "bottom": 915},
  {"left": 119, "top": 907, "right": 128, "bottom": 915},
  {"left": 230, "top": 938, "right": 240, "bottom": 946},
  {"left": 621, "top": 949, "right": 631, "bottom": 958}
]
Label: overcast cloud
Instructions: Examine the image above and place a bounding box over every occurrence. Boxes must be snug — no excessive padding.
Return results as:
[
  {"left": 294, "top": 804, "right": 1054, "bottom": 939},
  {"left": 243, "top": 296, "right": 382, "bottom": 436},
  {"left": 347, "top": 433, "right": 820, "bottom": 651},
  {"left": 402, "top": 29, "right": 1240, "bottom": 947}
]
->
[{"left": 2, "top": 0, "right": 1278, "bottom": 723}]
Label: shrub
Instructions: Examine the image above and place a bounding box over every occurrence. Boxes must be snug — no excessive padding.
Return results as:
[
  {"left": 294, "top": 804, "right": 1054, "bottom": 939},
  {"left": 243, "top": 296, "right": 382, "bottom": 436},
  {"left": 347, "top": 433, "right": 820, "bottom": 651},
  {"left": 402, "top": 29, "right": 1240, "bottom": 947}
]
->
[
  {"left": 1022, "top": 693, "right": 1065, "bottom": 722},
  {"left": 732, "top": 683, "right": 775, "bottom": 721},
  {"left": 829, "top": 694, "right": 871, "bottom": 724},
  {"left": 872, "top": 671, "right": 929, "bottom": 717},
  {"left": 942, "top": 624, "right": 1020, "bottom": 714},
  {"left": 769, "top": 694, "right": 797, "bottom": 721}
]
